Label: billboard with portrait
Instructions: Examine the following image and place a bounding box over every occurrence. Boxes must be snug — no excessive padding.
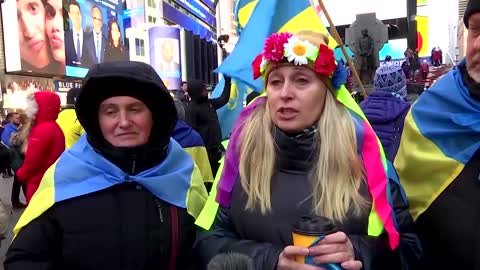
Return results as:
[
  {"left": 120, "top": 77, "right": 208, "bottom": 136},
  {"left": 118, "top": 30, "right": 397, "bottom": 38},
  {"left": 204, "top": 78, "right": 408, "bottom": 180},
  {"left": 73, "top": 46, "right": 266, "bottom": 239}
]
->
[
  {"left": 63, "top": 0, "right": 127, "bottom": 77},
  {"left": 1, "top": 0, "right": 127, "bottom": 78},
  {"left": 149, "top": 26, "right": 182, "bottom": 90}
]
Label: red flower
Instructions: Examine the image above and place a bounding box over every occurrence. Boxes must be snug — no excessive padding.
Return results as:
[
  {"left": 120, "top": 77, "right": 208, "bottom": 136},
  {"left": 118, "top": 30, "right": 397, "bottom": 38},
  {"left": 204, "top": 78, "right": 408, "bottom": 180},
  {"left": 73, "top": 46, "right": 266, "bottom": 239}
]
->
[
  {"left": 252, "top": 53, "right": 263, "bottom": 80},
  {"left": 314, "top": 44, "right": 336, "bottom": 77},
  {"left": 263, "top": 32, "right": 292, "bottom": 62}
]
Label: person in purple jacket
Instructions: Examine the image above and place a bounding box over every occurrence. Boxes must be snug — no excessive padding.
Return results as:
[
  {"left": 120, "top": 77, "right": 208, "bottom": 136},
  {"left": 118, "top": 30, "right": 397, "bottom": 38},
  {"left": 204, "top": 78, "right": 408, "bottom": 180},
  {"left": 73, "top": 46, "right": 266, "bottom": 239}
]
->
[{"left": 361, "top": 64, "right": 411, "bottom": 161}]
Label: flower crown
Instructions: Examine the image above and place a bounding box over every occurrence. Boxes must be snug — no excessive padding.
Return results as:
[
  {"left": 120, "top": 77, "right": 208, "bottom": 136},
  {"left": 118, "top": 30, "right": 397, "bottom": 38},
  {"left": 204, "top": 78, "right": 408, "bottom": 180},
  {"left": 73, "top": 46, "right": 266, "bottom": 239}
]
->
[{"left": 252, "top": 32, "right": 347, "bottom": 90}]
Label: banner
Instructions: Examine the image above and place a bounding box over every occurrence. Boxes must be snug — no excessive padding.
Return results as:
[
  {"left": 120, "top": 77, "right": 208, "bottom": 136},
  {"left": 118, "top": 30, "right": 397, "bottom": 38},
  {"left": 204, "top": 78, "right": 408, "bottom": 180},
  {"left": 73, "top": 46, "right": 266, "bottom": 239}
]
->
[
  {"left": 149, "top": 26, "right": 182, "bottom": 90},
  {"left": 1, "top": 0, "right": 127, "bottom": 78},
  {"left": 54, "top": 80, "right": 83, "bottom": 92}
]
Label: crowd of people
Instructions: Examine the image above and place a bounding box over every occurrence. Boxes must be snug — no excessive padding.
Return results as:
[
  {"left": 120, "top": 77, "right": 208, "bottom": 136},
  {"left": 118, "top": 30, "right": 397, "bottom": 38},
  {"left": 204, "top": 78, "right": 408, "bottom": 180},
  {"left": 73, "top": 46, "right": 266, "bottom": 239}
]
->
[{"left": 0, "top": 0, "right": 477, "bottom": 269}]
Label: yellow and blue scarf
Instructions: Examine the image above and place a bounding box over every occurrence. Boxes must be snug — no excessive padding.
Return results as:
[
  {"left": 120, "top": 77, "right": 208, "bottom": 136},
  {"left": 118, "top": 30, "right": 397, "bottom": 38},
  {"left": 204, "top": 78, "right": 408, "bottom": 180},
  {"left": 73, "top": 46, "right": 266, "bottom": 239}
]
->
[{"left": 14, "top": 135, "right": 208, "bottom": 236}]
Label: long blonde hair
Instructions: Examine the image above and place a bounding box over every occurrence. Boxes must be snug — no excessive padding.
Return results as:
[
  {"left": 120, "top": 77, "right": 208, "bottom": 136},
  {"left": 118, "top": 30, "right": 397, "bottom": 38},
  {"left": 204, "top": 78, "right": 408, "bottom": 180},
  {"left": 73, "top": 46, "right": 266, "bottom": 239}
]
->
[{"left": 238, "top": 86, "right": 368, "bottom": 222}]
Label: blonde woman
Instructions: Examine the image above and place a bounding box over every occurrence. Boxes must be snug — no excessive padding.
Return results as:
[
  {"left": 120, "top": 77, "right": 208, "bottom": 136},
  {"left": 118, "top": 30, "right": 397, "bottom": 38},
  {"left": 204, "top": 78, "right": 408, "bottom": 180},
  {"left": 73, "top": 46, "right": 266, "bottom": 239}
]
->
[{"left": 195, "top": 31, "right": 421, "bottom": 270}]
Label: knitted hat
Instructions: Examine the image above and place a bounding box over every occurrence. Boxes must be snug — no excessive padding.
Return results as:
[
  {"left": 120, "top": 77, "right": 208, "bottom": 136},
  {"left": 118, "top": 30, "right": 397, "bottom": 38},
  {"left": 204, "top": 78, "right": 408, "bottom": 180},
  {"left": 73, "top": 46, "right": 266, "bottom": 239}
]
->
[
  {"left": 464, "top": 0, "right": 480, "bottom": 28},
  {"left": 373, "top": 64, "right": 407, "bottom": 99}
]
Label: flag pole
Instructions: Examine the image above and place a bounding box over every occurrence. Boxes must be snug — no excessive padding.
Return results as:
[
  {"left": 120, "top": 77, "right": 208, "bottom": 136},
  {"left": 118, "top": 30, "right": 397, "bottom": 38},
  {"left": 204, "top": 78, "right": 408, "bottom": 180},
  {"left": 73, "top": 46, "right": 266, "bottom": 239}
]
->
[{"left": 315, "top": 0, "right": 368, "bottom": 98}]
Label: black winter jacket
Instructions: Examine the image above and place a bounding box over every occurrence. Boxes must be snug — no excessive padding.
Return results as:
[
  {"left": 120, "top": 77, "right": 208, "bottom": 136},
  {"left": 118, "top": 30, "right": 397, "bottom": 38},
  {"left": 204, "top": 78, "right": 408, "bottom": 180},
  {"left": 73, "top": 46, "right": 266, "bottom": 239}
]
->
[
  {"left": 185, "top": 78, "right": 231, "bottom": 149},
  {"left": 194, "top": 128, "right": 421, "bottom": 269},
  {"left": 5, "top": 183, "right": 196, "bottom": 270}
]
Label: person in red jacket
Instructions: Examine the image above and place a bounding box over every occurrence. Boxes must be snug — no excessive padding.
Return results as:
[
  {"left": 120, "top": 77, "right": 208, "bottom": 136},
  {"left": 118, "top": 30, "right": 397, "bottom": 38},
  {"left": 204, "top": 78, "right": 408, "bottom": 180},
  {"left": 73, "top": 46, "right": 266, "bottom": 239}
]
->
[{"left": 17, "top": 91, "right": 65, "bottom": 202}]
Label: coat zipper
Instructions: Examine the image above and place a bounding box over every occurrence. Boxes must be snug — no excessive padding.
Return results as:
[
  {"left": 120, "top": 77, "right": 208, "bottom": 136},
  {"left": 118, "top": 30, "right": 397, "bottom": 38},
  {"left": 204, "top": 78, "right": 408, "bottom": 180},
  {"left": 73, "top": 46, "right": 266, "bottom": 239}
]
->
[
  {"left": 169, "top": 206, "right": 179, "bottom": 270},
  {"left": 155, "top": 199, "right": 164, "bottom": 223},
  {"left": 131, "top": 153, "right": 137, "bottom": 175}
]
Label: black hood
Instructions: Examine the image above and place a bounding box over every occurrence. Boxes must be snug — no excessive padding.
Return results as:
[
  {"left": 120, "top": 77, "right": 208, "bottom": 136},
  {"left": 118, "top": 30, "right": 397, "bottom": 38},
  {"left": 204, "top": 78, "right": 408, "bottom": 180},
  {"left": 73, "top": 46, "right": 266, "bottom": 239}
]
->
[
  {"left": 187, "top": 79, "right": 207, "bottom": 102},
  {"left": 76, "top": 61, "right": 178, "bottom": 174}
]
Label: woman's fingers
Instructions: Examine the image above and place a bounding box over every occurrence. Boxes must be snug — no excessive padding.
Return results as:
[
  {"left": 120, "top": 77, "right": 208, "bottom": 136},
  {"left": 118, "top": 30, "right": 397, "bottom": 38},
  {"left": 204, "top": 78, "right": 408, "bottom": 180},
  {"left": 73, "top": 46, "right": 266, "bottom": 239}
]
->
[
  {"left": 313, "top": 252, "right": 352, "bottom": 264},
  {"left": 341, "top": 260, "right": 363, "bottom": 270},
  {"left": 282, "top": 245, "right": 310, "bottom": 258}
]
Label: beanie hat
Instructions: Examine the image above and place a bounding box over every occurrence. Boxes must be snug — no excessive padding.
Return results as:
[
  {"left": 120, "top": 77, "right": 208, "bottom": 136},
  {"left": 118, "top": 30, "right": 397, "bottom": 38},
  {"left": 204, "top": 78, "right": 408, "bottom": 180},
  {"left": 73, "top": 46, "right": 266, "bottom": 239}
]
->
[
  {"left": 374, "top": 64, "right": 407, "bottom": 99},
  {"left": 76, "top": 61, "right": 177, "bottom": 149},
  {"left": 464, "top": 0, "right": 480, "bottom": 28}
]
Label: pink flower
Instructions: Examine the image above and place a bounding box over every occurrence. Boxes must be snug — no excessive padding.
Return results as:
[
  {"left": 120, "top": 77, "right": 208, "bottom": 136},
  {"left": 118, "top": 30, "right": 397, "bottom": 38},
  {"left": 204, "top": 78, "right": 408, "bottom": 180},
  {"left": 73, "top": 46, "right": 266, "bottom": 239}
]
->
[{"left": 263, "top": 32, "right": 292, "bottom": 62}]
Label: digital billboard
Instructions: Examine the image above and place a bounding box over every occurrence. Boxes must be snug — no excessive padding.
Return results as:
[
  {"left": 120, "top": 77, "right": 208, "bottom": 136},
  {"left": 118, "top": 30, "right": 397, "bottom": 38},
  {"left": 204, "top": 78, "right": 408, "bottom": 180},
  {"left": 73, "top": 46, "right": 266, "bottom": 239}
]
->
[
  {"left": 1, "top": 0, "right": 128, "bottom": 78},
  {"left": 123, "top": 0, "right": 144, "bottom": 29},
  {"left": 149, "top": 26, "right": 182, "bottom": 90}
]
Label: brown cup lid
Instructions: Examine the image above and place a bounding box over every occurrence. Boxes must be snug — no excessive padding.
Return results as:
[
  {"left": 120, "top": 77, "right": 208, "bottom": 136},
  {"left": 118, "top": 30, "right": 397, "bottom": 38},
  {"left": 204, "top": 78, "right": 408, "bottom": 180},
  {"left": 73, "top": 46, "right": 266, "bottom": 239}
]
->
[{"left": 293, "top": 216, "right": 337, "bottom": 236}]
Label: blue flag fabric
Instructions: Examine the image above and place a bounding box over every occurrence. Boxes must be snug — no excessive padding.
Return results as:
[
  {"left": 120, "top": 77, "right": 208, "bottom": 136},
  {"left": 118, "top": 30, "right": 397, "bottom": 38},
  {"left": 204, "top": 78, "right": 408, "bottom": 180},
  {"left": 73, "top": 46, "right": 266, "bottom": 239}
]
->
[
  {"left": 217, "top": 0, "right": 335, "bottom": 92},
  {"left": 211, "top": 78, "right": 246, "bottom": 139}
]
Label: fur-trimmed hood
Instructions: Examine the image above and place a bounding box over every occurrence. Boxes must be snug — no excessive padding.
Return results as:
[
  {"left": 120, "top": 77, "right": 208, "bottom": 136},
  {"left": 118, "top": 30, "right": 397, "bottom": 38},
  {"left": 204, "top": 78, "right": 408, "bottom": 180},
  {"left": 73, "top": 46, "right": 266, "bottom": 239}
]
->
[{"left": 25, "top": 91, "right": 61, "bottom": 125}]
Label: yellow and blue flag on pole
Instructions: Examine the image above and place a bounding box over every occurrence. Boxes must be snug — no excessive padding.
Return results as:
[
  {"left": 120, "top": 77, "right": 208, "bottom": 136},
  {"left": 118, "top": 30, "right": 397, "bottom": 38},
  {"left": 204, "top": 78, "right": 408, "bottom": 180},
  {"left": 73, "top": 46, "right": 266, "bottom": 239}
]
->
[{"left": 218, "top": 0, "right": 336, "bottom": 92}]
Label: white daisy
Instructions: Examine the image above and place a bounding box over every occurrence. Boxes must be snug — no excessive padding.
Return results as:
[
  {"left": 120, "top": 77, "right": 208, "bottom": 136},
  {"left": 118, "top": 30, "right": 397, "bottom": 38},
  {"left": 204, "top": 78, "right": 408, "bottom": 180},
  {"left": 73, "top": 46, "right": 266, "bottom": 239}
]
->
[
  {"left": 260, "top": 57, "right": 267, "bottom": 73},
  {"left": 283, "top": 36, "right": 318, "bottom": 65}
]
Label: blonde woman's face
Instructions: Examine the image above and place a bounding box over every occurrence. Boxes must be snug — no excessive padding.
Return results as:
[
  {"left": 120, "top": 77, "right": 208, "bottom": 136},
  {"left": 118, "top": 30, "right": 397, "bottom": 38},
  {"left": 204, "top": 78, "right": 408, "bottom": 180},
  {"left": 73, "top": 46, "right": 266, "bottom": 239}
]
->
[{"left": 266, "top": 65, "right": 327, "bottom": 132}]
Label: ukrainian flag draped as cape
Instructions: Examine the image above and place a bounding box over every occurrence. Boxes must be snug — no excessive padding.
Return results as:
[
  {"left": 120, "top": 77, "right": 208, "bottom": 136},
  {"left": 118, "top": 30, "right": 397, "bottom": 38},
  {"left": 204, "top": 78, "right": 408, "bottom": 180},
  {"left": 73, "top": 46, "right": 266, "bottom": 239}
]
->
[
  {"left": 14, "top": 135, "right": 208, "bottom": 236},
  {"left": 197, "top": 0, "right": 401, "bottom": 249},
  {"left": 394, "top": 60, "right": 480, "bottom": 221}
]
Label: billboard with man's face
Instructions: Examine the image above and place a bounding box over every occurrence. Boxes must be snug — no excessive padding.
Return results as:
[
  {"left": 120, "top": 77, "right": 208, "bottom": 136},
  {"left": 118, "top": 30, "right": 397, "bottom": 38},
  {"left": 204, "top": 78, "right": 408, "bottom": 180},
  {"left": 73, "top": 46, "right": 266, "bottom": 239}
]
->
[
  {"left": 149, "top": 26, "right": 182, "bottom": 90},
  {"left": 1, "top": 0, "right": 127, "bottom": 78}
]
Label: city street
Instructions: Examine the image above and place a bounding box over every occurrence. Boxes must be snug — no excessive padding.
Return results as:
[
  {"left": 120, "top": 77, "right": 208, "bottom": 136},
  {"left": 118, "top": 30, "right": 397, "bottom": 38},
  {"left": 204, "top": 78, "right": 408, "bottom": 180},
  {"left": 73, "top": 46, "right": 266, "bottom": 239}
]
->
[{"left": 0, "top": 177, "right": 25, "bottom": 270}]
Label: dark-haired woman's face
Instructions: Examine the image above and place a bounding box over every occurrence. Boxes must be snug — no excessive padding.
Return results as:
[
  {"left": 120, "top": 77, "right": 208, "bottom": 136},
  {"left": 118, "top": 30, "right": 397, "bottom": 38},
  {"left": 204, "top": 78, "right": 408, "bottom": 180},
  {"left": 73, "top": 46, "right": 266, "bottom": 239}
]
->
[
  {"left": 111, "top": 22, "right": 121, "bottom": 46},
  {"left": 17, "top": 0, "right": 50, "bottom": 68},
  {"left": 45, "top": 0, "right": 65, "bottom": 64}
]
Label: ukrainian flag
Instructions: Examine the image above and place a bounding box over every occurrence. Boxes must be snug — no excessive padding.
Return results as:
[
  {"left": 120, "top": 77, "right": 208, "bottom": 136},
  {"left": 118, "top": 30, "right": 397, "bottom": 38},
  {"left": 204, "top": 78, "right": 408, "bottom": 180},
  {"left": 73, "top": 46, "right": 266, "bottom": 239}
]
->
[
  {"left": 173, "top": 120, "right": 214, "bottom": 183},
  {"left": 218, "top": 0, "right": 336, "bottom": 92},
  {"left": 233, "top": 0, "right": 258, "bottom": 35},
  {"left": 14, "top": 135, "right": 208, "bottom": 236},
  {"left": 211, "top": 78, "right": 249, "bottom": 139},
  {"left": 395, "top": 62, "right": 480, "bottom": 221}
]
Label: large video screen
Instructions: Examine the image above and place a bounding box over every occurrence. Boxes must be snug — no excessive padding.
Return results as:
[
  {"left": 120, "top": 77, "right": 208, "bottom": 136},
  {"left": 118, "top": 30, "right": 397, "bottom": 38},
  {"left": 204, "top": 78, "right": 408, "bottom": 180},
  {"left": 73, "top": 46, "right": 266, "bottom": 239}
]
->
[
  {"left": 149, "top": 26, "right": 182, "bottom": 90},
  {"left": 318, "top": 0, "right": 407, "bottom": 26},
  {"left": 1, "top": 0, "right": 127, "bottom": 78}
]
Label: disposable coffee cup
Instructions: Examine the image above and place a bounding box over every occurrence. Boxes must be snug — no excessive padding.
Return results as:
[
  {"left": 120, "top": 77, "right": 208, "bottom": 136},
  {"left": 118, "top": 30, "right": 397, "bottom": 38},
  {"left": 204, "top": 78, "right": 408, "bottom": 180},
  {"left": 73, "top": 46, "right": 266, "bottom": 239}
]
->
[{"left": 292, "top": 216, "right": 340, "bottom": 269}]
